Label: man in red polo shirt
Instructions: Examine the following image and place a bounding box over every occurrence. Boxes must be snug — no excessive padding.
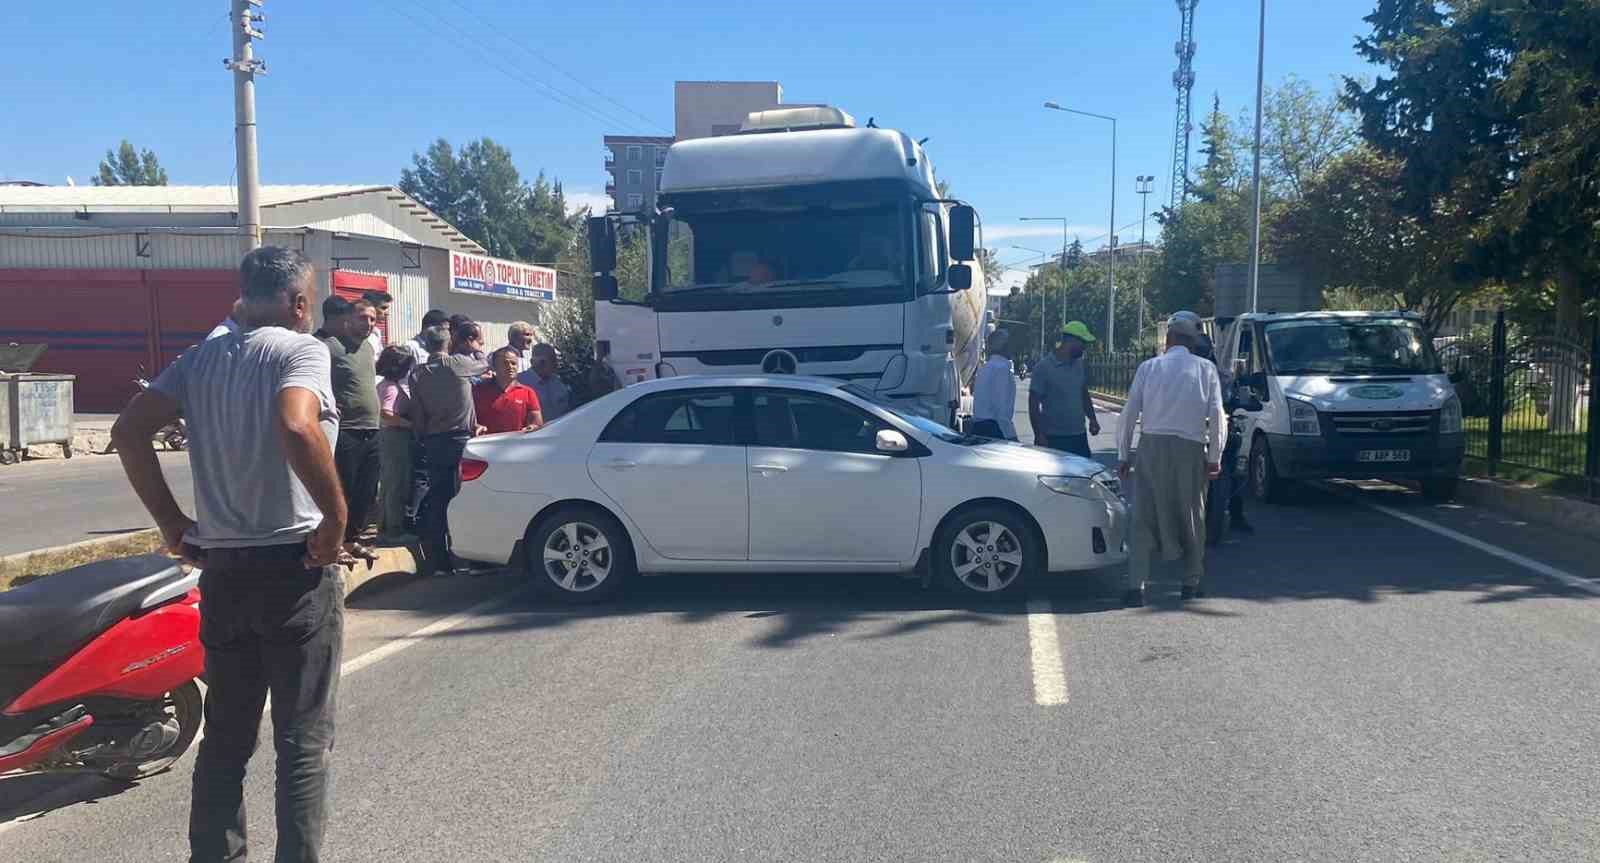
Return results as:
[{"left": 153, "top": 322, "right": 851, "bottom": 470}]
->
[{"left": 473, "top": 346, "right": 544, "bottom": 434}]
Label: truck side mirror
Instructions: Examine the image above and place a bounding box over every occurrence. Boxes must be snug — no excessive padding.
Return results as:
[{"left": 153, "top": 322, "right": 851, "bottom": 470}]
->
[
  {"left": 1243, "top": 371, "right": 1269, "bottom": 394},
  {"left": 588, "top": 215, "right": 617, "bottom": 273},
  {"left": 948, "top": 264, "right": 973, "bottom": 291},
  {"left": 948, "top": 205, "right": 976, "bottom": 261},
  {"left": 592, "top": 274, "right": 619, "bottom": 301}
]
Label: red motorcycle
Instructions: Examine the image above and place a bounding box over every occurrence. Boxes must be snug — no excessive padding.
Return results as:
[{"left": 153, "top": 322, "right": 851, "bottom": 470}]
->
[{"left": 0, "top": 554, "right": 205, "bottom": 780}]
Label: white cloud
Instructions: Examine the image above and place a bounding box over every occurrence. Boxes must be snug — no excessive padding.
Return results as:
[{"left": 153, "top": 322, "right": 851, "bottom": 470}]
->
[
  {"left": 565, "top": 189, "right": 611, "bottom": 216},
  {"left": 988, "top": 269, "right": 1030, "bottom": 296}
]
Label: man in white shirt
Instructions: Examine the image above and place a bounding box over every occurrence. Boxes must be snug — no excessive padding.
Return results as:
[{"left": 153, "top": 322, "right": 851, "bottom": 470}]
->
[
  {"left": 1117, "top": 311, "right": 1227, "bottom": 607},
  {"left": 969, "top": 329, "right": 1017, "bottom": 439},
  {"left": 505, "top": 321, "right": 537, "bottom": 375}
]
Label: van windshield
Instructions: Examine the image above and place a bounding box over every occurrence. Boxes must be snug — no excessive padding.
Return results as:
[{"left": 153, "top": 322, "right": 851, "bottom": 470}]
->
[
  {"left": 656, "top": 201, "right": 908, "bottom": 304},
  {"left": 1263, "top": 318, "right": 1441, "bottom": 376}
]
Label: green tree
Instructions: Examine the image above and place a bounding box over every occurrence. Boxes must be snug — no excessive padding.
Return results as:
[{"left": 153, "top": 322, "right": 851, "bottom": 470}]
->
[
  {"left": 92, "top": 140, "right": 168, "bottom": 186},
  {"left": 1260, "top": 75, "right": 1357, "bottom": 199},
  {"left": 1345, "top": 0, "right": 1598, "bottom": 429},
  {"left": 400, "top": 138, "right": 533, "bottom": 259}
]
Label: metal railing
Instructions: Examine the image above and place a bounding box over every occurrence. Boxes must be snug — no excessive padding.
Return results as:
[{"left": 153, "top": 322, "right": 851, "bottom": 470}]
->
[
  {"left": 1443, "top": 311, "right": 1598, "bottom": 498},
  {"left": 1085, "top": 351, "right": 1149, "bottom": 400}
]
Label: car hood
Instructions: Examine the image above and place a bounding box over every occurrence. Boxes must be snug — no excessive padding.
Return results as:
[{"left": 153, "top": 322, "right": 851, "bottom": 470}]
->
[
  {"left": 1278, "top": 374, "right": 1454, "bottom": 412},
  {"left": 964, "top": 439, "right": 1107, "bottom": 476}
]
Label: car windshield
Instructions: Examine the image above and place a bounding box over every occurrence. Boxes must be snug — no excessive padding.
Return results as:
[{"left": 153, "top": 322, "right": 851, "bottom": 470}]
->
[
  {"left": 660, "top": 202, "right": 906, "bottom": 297},
  {"left": 1263, "top": 318, "right": 1441, "bottom": 376},
  {"left": 838, "top": 383, "right": 977, "bottom": 444}
]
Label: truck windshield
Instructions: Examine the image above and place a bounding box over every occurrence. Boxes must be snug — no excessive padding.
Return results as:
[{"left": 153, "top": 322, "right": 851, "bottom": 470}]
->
[
  {"left": 657, "top": 201, "right": 907, "bottom": 301},
  {"left": 1263, "top": 318, "right": 1441, "bottom": 376}
]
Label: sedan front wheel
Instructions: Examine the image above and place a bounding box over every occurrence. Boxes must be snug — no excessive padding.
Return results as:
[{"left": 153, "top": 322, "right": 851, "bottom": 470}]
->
[{"left": 935, "top": 505, "right": 1040, "bottom": 599}]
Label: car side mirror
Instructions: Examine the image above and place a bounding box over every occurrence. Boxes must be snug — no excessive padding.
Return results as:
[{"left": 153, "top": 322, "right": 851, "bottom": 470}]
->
[
  {"left": 948, "top": 264, "right": 973, "bottom": 292},
  {"left": 876, "top": 428, "right": 910, "bottom": 453},
  {"left": 588, "top": 215, "right": 616, "bottom": 273},
  {"left": 1243, "top": 371, "right": 1269, "bottom": 392},
  {"left": 948, "top": 205, "right": 976, "bottom": 261}
]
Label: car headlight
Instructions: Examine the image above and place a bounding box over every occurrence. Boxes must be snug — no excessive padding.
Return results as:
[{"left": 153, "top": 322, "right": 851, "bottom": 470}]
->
[
  {"left": 1288, "top": 396, "right": 1320, "bottom": 436},
  {"left": 1040, "top": 474, "right": 1119, "bottom": 503},
  {"left": 1439, "top": 394, "right": 1463, "bottom": 434}
]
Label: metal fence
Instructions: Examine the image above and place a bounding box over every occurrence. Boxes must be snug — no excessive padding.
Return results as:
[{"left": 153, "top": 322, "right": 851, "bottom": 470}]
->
[
  {"left": 1085, "top": 351, "right": 1149, "bottom": 400},
  {"left": 1443, "top": 311, "right": 1599, "bottom": 498}
]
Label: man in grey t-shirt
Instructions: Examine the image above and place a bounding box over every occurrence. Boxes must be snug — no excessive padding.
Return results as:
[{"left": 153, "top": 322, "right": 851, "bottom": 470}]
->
[
  {"left": 1028, "top": 321, "right": 1102, "bottom": 457},
  {"left": 112, "top": 246, "right": 347, "bottom": 863}
]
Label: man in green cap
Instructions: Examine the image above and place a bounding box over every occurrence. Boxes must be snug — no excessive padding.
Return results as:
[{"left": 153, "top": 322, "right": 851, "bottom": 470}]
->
[{"left": 1027, "top": 320, "right": 1101, "bottom": 457}]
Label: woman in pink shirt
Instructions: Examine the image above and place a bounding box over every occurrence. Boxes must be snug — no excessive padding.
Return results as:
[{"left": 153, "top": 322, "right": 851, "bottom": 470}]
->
[{"left": 375, "top": 345, "right": 417, "bottom": 544}]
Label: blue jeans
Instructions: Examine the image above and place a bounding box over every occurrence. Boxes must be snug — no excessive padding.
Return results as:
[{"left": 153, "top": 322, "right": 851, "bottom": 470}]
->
[{"left": 418, "top": 432, "right": 470, "bottom": 571}]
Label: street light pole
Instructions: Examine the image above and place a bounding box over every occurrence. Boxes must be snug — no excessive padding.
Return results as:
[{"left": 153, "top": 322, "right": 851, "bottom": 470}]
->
[
  {"left": 1135, "top": 175, "right": 1154, "bottom": 344},
  {"left": 1020, "top": 217, "right": 1071, "bottom": 356},
  {"left": 1043, "top": 102, "right": 1118, "bottom": 350},
  {"left": 1248, "top": 0, "right": 1267, "bottom": 313}
]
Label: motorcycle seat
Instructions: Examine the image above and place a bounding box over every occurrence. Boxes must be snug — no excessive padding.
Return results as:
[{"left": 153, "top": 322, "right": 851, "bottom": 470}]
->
[{"left": 0, "top": 554, "right": 196, "bottom": 669}]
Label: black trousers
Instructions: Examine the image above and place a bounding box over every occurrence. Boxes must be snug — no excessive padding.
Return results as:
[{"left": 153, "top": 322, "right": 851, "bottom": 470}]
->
[
  {"left": 418, "top": 432, "right": 470, "bottom": 571},
  {"left": 333, "top": 429, "right": 381, "bottom": 542},
  {"left": 1045, "top": 433, "right": 1092, "bottom": 458},
  {"left": 188, "top": 549, "right": 343, "bottom": 863}
]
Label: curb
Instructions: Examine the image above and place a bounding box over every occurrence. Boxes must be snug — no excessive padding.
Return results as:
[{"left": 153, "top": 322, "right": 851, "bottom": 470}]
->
[
  {"left": 1452, "top": 475, "right": 1600, "bottom": 539},
  {"left": 0, "top": 531, "right": 421, "bottom": 599}
]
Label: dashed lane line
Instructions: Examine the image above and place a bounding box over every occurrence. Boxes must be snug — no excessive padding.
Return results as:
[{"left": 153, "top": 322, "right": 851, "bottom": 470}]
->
[{"left": 1026, "top": 597, "right": 1069, "bottom": 706}]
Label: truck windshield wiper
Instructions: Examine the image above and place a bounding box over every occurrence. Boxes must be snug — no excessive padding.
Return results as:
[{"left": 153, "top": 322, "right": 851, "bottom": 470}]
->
[{"left": 663, "top": 281, "right": 744, "bottom": 295}]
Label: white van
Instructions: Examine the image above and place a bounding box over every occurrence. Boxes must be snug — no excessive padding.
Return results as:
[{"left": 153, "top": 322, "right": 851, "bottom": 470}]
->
[{"left": 1212, "top": 311, "right": 1465, "bottom": 501}]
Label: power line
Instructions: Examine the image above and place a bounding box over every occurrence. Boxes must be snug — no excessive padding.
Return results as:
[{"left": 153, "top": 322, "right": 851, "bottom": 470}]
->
[
  {"left": 394, "top": 0, "right": 653, "bottom": 135},
  {"left": 439, "top": 0, "right": 670, "bottom": 135}
]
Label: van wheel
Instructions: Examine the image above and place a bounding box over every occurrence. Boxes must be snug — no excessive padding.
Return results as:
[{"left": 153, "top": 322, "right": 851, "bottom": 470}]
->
[
  {"left": 1249, "top": 436, "right": 1291, "bottom": 504},
  {"left": 1421, "top": 476, "right": 1458, "bottom": 502},
  {"left": 525, "top": 505, "right": 635, "bottom": 604}
]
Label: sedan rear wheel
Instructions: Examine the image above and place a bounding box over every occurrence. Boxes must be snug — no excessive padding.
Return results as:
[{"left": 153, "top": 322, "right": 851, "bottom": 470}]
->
[
  {"left": 527, "top": 506, "right": 634, "bottom": 603},
  {"left": 935, "top": 506, "right": 1039, "bottom": 599}
]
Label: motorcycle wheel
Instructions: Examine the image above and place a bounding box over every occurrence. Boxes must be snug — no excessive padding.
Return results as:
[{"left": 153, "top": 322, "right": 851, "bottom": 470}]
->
[{"left": 100, "top": 680, "right": 203, "bottom": 780}]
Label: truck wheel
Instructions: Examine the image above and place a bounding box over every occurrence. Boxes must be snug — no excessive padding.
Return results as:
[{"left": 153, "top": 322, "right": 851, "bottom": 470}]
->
[
  {"left": 1249, "top": 436, "right": 1291, "bottom": 504},
  {"left": 1421, "top": 476, "right": 1458, "bottom": 502}
]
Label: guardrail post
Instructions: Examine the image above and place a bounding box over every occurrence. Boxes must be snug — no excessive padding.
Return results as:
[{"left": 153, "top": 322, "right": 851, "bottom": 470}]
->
[
  {"left": 1585, "top": 314, "right": 1599, "bottom": 500},
  {"left": 1488, "top": 309, "right": 1507, "bottom": 477}
]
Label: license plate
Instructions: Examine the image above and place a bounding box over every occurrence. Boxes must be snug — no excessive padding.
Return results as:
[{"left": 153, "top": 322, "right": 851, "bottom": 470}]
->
[{"left": 1358, "top": 449, "right": 1411, "bottom": 463}]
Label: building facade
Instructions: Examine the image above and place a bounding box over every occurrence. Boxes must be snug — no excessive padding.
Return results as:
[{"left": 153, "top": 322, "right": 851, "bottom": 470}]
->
[
  {"left": 0, "top": 185, "right": 555, "bottom": 411},
  {"left": 601, "top": 135, "right": 673, "bottom": 214}
]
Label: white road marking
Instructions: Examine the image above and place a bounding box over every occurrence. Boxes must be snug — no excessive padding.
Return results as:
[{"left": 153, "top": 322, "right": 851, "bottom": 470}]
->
[
  {"left": 1026, "top": 597, "right": 1069, "bottom": 706},
  {"left": 0, "top": 588, "right": 523, "bottom": 837},
  {"left": 1352, "top": 495, "right": 1600, "bottom": 596}
]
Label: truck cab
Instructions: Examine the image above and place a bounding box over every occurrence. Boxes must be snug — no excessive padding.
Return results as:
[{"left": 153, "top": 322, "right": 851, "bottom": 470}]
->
[
  {"left": 1214, "top": 311, "right": 1465, "bottom": 501},
  {"left": 588, "top": 106, "right": 985, "bottom": 425}
]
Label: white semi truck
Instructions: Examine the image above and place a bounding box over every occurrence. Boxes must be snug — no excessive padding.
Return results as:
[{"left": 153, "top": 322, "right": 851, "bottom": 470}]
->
[{"left": 587, "top": 106, "right": 986, "bottom": 425}]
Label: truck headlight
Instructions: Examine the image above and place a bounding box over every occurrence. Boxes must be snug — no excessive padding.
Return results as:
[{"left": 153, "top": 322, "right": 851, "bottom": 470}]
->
[
  {"left": 1288, "top": 396, "right": 1320, "bottom": 436},
  {"left": 1439, "top": 394, "right": 1463, "bottom": 434},
  {"left": 1040, "top": 474, "right": 1119, "bottom": 503}
]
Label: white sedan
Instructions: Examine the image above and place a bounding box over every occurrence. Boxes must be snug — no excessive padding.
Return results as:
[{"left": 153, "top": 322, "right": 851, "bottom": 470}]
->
[{"left": 449, "top": 375, "right": 1127, "bottom": 602}]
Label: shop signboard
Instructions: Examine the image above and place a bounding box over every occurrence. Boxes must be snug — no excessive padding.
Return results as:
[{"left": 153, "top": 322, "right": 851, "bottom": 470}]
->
[{"left": 448, "top": 251, "right": 556, "bottom": 302}]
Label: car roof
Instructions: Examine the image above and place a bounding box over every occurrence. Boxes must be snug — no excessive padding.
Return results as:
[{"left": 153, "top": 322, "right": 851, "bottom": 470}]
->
[{"left": 623, "top": 374, "right": 852, "bottom": 394}]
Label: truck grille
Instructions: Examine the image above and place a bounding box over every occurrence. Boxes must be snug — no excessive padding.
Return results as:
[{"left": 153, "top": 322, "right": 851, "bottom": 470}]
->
[{"left": 1329, "top": 411, "right": 1434, "bottom": 436}]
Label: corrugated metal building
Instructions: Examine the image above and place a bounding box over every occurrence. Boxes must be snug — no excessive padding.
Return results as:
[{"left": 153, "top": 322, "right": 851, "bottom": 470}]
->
[{"left": 0, "top": 185, "right": 555, "bottom": 411}]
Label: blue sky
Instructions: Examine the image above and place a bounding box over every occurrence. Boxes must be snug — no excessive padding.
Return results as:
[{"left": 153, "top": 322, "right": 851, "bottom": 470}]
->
[{"left": 3, "top": 1, "right": 1376, "bottom": 279}]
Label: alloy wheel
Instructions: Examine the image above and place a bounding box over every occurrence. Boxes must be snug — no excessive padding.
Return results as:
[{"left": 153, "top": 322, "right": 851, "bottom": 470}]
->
[
  {"left": 541, "top": 521, "right": 613, "bottom": 593},
  {"left": 948, "top": 520, "right": 1025, "bottom": 593}
]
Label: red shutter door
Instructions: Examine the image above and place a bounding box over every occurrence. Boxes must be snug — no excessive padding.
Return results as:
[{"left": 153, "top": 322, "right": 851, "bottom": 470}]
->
[
  {"left": 330, "top": 270, "right": 392, "bottom": 345},
  {"left": 0, "top": 269, "right": 154, "bottom": 413}
]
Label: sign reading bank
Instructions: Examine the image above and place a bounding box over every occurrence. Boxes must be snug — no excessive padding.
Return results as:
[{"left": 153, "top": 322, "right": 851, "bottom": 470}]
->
[{"left": 448, "top": 251, "right": 556, "bottom": 302}]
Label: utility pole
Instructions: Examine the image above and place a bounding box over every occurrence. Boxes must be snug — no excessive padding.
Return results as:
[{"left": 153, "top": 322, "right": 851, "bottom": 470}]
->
[
  {"left": 227, "top": 0, "right": 266, "bottom": 252},
  {"left": 1042, "top": 103, "right": 1118, "bottom": 350},
  {"left": 1135, "top": 175, "right": 1154, "bottom": 344},
  {"left": 1248, "top": 0, "right": 1266, "bottom": 312}
]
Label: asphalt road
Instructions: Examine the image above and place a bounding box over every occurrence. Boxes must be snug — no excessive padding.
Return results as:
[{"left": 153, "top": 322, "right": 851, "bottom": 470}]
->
[
  {"left": 0, "top": 452, "right": 193, "bottom": 556},
  {"left": 5, "top": 378, "right": 1600, "bottom": 861}
]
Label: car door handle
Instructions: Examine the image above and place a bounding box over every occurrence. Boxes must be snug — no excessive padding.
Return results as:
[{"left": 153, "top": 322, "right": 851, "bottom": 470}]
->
[
  {"left": 606, "top": 459, "right": 638, "bottom": 470},
  {"left": 750, "top": 464, "right": 789, "bottom": 474}
]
